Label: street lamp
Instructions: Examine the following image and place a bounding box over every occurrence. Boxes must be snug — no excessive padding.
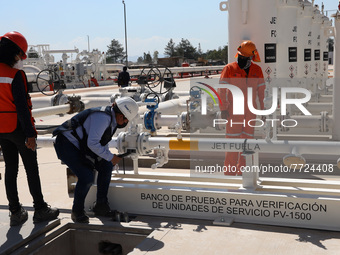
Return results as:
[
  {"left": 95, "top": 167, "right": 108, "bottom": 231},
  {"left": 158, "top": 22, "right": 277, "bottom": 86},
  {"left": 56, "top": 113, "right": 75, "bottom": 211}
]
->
[{"left": 122, "top": 0, "right": 128, "bottom": 66}]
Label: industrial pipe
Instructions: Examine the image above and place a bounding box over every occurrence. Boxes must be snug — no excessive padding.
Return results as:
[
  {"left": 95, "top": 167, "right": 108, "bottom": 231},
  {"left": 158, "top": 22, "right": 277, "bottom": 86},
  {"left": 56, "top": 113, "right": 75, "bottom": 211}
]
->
[
  {"left": 32, "top": 104, "right": 71, "bottom": 118},
  {"left": 37, "top": 135, "right": 340, "bottom": 158}
]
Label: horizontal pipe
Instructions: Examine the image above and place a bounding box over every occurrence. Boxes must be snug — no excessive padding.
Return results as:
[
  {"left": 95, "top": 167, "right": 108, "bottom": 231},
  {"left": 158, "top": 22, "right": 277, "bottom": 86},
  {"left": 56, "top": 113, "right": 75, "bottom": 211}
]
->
[
  {"left": 32, "top": 98, "right": 54, "bottom": 109},
  {"left": 318, "top": 95, "right": 333, "bottom": 103},
  {"left": 127, "top": 66, "right": 224, "bottom": 76},
  {"left": 80, "top": 97, "right": 112, "bottom": 106},
  {"left": 32, "top": 104, "right": 70, "bottom": 118},
  {"left": 37, "top": 135, "right": 340, "bottom": 161},
  {"left": 147, "top": 137, "right": 340, "bottom": 156},
  {"left": 155, "top": 115, "right": 179, "bottom": 127},
  {"left": 288, "top": 115, "right": 321, "bottom": 128},
  {"left": 304, "top": 103, "right": 332, "bottom": 113}
]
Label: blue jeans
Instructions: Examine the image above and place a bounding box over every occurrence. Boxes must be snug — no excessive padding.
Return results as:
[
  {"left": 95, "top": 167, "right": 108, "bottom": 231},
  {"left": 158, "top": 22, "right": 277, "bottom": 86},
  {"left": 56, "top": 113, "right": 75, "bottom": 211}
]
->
[
  {"left": 0, "top": 127, "right": 46, "bottom": 212},
  {"left": 54, "top": 134, "right": 113, "bottom": 213}
]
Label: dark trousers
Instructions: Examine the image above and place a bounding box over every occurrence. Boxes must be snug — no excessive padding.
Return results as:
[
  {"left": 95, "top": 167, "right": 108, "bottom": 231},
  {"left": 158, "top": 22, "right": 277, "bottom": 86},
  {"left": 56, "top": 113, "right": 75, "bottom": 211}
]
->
[
  {"left": 0, "top": 128, "right": 45, "bottom": 212},
  {"left": 54, "top": 134, "right": 113, "bottom": 213}
]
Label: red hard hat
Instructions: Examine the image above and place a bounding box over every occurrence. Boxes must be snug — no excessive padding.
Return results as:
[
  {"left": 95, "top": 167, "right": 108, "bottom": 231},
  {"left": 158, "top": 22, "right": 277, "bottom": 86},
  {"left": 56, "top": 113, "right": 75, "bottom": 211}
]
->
[
  {"left": 0, "top": 31, "right": 28, "bottom": 59},
  {"left": 235, "top": 40, "right": 261, "bottom": 62}
]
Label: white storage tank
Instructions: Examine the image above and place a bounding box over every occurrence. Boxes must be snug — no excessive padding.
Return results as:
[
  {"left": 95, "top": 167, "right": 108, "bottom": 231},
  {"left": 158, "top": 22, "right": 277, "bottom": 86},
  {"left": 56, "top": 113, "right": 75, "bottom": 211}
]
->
[
  {"left": 331, "top": 11, "right": 340, "bottom": 140},
  {"left": 321, "top": 16, "right": 334, "bottom": 78},
  {"left": 297, "top": 1, "right": 313, "bottom": 81},
  {"left": 220, "top": 0, "right": 278, "bottom": 84},
  {"left": 321, "top": 17, "right": 333, "bottom": 81},
  {"left": 310, "top": 6, "right": 323, "bottom": 95},
  {"left": 311, "top": 7, "right": 323, "bottom": 77},
  {"left": 276, "top": 0, "right": 299, "bottom": 80}
]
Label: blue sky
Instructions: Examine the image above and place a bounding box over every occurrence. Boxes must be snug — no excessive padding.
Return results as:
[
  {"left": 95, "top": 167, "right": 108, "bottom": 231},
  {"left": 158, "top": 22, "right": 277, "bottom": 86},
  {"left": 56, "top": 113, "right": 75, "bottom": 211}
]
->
[{"left": 0, "top": 0, "right": 337, "bottom": 61}]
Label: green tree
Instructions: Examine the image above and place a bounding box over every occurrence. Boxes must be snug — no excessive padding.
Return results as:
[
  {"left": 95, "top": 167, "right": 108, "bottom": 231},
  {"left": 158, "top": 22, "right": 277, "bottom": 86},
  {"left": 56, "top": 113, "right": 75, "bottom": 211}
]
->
[
  {"left": 206, "top": 45, "right": 228, "bottom": 63},
  {"left": 175, "top": 38, "right": 197, "bottom": 59},
  {"left": 106, "top": 39, "right": 125, "bottom": 63},
  {"left": 143, "top": 52, "right": 152, "bottom": 64},
  {"left": 206, "top": 49, "right": 219, "bottom": 60},
  {"left": 220, "top": 45, "right": 228, "bottom": 63},
  {"left": 137, "top": 56, "right": 144, "bottom": 64},
  {"left": 164, "top": 39, "right": 176, "bottom": 57}
]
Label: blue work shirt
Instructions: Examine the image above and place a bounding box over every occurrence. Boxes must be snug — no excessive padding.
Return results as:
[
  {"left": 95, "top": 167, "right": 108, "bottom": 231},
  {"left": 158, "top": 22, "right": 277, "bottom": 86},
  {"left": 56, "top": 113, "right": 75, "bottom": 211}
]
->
[{"left": 62, "top": 107, "right": 117, "bottom": 162}]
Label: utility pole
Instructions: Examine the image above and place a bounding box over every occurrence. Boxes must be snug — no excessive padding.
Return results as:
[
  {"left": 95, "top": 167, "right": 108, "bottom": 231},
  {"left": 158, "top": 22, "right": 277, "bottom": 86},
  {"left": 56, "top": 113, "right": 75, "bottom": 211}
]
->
[
  {"left": 87, "top": 35, "right": 90, "bottom": 52},
  {"left": 122, "top": 0, "right": 128, "bottom": 66}
]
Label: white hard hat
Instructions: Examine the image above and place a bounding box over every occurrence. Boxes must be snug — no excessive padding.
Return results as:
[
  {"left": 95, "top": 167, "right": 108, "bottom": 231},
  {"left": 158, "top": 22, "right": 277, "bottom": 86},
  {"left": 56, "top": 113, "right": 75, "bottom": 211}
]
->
[{"left": 116, "top": 97, "right": 139, "bottom": 121}]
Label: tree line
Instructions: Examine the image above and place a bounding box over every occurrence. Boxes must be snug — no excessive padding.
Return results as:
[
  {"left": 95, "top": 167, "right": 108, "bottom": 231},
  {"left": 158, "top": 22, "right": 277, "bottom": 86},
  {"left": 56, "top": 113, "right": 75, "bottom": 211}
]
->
[{"left": 105, "top": 38, "right": 228, "bottom": 65}]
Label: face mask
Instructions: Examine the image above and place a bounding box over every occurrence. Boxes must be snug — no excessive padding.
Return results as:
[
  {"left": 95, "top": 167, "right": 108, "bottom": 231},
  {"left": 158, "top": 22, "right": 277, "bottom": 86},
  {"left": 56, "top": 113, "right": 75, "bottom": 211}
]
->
[
  {"left": 237, "top": 56, "right": 252, "bottom": 70},
  {"left": 14, "top": 59, "right": 24, "bottom": 70}
]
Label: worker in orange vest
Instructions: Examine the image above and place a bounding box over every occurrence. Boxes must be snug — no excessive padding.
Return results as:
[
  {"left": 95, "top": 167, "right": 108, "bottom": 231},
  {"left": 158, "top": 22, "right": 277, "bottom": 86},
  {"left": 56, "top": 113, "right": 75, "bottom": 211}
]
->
[
  {"left": 218, "top": 41, "right": 266, "bottom": 175},
  {"left": 0, "top": 31, "right": 59, "bottom": 226}
]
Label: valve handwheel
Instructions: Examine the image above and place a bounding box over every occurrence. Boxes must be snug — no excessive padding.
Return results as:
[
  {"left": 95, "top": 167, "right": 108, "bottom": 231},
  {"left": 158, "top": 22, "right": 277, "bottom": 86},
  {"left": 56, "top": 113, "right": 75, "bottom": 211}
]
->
[{"left": 36, "top": 68, "right": 64, "bottom": 96}]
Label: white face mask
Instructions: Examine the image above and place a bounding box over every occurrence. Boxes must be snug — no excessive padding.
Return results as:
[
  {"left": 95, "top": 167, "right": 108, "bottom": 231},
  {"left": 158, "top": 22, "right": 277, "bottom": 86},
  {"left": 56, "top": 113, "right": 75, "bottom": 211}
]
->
[{"left": 14, "top": 59, "right": 24, "bottom": 70}]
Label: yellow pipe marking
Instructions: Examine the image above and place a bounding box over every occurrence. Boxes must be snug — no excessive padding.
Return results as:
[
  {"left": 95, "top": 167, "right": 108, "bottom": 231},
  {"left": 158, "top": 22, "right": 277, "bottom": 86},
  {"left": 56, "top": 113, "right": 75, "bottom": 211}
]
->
[{"left": 169, "top": 139, "right": 198, "bottom": 151}]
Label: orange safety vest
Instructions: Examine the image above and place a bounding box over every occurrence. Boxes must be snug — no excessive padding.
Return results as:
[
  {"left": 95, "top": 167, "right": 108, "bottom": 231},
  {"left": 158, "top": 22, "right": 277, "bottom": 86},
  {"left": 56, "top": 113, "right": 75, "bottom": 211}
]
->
[
  {"left": 0, "top": 63, "right": 36, "bottom": 134},
  {"left": 218, "top": 61, "right": 265, "bottom": 115}
]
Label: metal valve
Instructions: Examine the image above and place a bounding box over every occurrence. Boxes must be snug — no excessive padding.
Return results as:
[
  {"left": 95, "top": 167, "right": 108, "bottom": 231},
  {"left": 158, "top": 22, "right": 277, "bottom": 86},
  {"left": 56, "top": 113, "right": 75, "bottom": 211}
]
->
[{"left": 151, "top": 147, "right": 169, "bottom": 169}]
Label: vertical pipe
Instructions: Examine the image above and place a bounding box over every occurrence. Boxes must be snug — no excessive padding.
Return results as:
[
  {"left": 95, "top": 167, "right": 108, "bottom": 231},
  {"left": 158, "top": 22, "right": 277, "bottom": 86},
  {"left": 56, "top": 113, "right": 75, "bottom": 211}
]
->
[
  {"left": 132, "top": 155, "right": 139, "bottom": 174},
  {"left": 277, "top": 0, "right": 299, "bottom": 80},
  {"left": 320, "top": 17, "right": 332, "bottom": 90},
  {"left": 297, "top": 2, "right": 313, "bottom": 82},
  {"left": 241, "top": 151, "right": 257, "bottom": 189},
  {"left": 332, "top": 12, "right": 340, "bottom": 140}
]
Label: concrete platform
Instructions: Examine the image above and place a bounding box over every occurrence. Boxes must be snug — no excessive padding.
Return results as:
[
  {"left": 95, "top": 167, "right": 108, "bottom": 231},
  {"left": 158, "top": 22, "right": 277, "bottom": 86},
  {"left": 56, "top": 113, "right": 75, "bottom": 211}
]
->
[
  {"left": 1, "top": 79, "right": 340, "bottom": 254},
  {"left": 0, "top": 145, "right": 340, "bottom": 254},
  {"left": 129, "top": 216, "right": 340, "bottom": 255}
]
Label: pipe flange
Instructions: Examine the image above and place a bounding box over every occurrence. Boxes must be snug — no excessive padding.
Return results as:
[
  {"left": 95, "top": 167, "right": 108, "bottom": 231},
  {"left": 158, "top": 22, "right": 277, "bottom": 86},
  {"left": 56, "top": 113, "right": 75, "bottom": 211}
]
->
[
  {"left": 154, "top": 112, "right": 161, "bottom": 130},
  {"left": 116, "top": 132, "right": 127, "bottom": 154},
  {"left": 144, "top": 111, "right": 161, "bottom": 132},
  {"left": 52, "top": 92, "right": 68, "bottom": 106},
  {"left": 137, "top": 132, "right": 151, "bottom": 155},
  {"left": 181, "top": 112, "right": 189, "bottom": 131}
]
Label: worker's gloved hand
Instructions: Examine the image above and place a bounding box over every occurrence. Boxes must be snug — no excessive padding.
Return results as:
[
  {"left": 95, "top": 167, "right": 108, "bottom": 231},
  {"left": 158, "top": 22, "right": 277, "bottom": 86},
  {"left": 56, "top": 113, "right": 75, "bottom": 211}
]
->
[
  {"left": 111, "top": 155, "right": 122, "bottom": 166},
  {"left": 221, "top": 110, "right": 229, "bottom": 119}
]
